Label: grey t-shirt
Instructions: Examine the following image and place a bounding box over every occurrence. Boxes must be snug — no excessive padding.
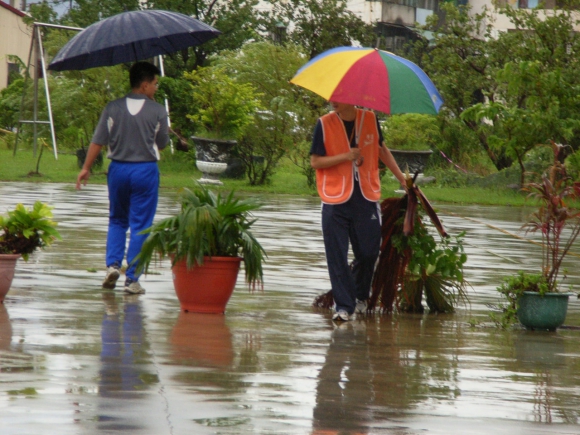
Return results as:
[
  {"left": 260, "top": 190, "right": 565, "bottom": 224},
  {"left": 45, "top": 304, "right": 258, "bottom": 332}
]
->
[{"left": 91, "top": 92, "right": 169, "bottom": 162}]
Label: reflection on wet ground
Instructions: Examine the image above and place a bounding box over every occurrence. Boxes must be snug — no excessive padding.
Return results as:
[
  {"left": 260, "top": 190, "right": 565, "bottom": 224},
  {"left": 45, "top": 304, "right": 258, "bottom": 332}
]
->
[{"left": 1, "top": 182, "right": 580, "bottom": 434}]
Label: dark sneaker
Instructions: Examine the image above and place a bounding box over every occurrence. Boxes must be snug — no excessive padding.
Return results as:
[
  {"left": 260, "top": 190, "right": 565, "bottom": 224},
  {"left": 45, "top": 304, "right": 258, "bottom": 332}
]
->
[
  {"left": 332, "top": 310, "right": 350, "bottom": 322},
  {"left": 124, "top": 280, "right": 145, "bottom": 295},
  {"left": 102, "top": 267, "right": 120, "bottom": 289}
]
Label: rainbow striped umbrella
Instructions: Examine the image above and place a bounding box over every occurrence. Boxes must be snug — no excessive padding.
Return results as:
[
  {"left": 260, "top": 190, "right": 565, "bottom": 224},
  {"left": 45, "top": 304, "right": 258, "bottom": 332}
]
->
[{"left": 290, "top": 46, "right": 443, "bottom": 115}]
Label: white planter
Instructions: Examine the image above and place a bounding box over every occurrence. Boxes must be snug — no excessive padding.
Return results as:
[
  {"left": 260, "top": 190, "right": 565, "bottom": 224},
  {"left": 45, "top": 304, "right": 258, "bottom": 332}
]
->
[
  {"left": 191, "top": 136, "right": 236, "bottom": 185},
  {"left": 196, "top": 161, "right": 228, "bottom": 185}
]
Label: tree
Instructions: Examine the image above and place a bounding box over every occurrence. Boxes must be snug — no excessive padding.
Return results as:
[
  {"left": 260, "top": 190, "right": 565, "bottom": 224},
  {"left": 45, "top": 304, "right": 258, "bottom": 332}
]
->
[
  {"left": 25, "top": 0, "right": 58, "bottom": 25},
  {"left": 60, "top": 0, "right": 141, "bottom": 28},
  {"left": 145, "top": 0, "right": 262, "bottom": 73},
  {"left": 264, "top": 0, "right": 377, "bottom": 59},
  {"left": 460, "top": 6, "right": 580, "bottom": 184},
  {"left": 216, "top": 42, "right": 323, "bottom": 185},
  {"left": 413, "top": 3, "right": 580, "bottom": 174},
  {"left": 0, "top": 79, "right": 25, "bottom": 131},
  {"left": 410, "top": 4, "right": 511, "bottom": 171}
]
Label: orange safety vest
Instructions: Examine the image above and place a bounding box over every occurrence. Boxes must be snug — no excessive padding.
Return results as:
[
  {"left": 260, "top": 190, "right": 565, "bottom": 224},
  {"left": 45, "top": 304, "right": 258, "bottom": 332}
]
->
[{"left": 316, "top": 109, "right": 381, "bottom": 204}]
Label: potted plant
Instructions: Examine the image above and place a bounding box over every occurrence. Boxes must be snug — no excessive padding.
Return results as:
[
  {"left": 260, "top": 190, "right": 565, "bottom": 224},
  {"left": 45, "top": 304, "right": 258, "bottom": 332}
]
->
[
  {"left": 0, "top": 201, "right": 62, "bottom": 302},
  {"left": 136, "top": 184, "right": 266, "bottom": 313},
  {"left": 381, "top": 114, "right": 439, "bottom": 177},
  {"left": 185, "top": 66, "right": 262, "bottom": 185},
  {"left": 494, "top": 142, "right": 579, "bottom": 330}
]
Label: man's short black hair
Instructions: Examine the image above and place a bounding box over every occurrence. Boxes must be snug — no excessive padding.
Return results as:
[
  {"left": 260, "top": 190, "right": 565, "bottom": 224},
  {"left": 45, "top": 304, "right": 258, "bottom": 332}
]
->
[{"left": 129, "top": 62, "right": 161, "bottom": 89}]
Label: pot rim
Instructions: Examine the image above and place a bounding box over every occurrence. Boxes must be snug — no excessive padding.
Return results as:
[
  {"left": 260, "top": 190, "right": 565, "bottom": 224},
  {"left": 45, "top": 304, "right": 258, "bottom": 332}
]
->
[
  {"left": 522, "top": 291, "right": 574, "bottom": 297},
  {"left": 0, "top": 253, "right": 21, "bottom": 259},
  {"left": 170, "top": 255, "right": 243, "bottom": 263}
]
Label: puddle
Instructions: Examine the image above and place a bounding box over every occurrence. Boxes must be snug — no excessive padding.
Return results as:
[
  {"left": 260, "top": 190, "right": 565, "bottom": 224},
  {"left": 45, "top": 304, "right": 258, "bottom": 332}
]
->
[{"left": 0, "top": 182, "right": 579, "bottom": 434}]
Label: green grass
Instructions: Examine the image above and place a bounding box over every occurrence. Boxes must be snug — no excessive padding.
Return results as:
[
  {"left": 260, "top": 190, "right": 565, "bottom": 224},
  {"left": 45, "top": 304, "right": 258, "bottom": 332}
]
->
[{"left": 0, "top": 146, "right": 531, "bottom": 206}]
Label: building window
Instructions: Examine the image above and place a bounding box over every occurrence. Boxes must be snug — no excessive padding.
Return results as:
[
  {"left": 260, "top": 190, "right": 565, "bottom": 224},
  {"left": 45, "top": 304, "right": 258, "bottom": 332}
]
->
[
  {"left": 518, "top": 0, "right": 539, "bottom": 8},
  {"left": 7, "top": 62, "right": 20, "bottom": 87}
]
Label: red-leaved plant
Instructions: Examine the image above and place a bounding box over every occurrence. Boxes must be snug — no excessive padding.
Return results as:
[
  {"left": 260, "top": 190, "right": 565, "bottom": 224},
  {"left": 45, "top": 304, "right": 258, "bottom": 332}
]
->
[{"left": 522, "top": 141, "right": 580, "bottom": 292}]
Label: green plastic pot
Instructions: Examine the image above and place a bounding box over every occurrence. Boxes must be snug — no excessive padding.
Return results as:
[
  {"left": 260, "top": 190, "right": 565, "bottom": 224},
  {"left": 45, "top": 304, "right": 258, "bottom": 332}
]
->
[{"left": 517, "top": 291, "right": 572, "bottom": 331}]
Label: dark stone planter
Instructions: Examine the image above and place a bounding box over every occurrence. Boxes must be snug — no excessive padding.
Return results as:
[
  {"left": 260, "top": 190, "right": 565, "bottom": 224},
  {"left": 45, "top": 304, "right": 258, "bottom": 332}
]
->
[
  {"left": 517, "top": 291, "right": 572, "bottom": 331},
  {"left": 390, "top": 149, "right": 433, "bottom": 175},
  {"left": 191, "top": 136, "right": 236, "bottom": 185}
]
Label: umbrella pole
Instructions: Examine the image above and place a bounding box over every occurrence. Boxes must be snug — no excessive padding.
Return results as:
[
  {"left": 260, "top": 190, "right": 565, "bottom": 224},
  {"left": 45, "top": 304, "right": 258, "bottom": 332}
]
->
[{"left": 158, "top": 55, "right": 174, "bottom": 154}]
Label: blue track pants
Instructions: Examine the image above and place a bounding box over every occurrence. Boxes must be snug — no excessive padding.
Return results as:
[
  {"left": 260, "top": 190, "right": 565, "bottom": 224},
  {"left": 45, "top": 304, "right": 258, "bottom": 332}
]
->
[
  {"left": 106, "top": 161, "right": 159, "bottom": 281},
  {"left": 322, "top": 186, "right": 381, "bottom": 314}
]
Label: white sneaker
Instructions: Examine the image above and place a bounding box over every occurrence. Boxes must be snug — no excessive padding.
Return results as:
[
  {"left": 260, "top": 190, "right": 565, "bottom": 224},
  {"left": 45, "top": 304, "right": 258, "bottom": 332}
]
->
[
  {"left": 355, "top": 299, "right": 368, "bottom": 315},
  {"left": 332, "top": 310, "right": 350, "bottom": 322},
  {"left": 124, "top": 281, "right": 145, "bottom": 295},
  {"left": 102, "top": 267, "right": 120, "bottom": 289}
]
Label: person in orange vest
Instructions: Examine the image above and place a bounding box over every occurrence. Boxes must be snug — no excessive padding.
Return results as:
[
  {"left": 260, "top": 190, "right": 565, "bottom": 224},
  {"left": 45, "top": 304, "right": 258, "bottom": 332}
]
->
[{"left": 310, "top": 101, "right": 407, "bottom": 321}]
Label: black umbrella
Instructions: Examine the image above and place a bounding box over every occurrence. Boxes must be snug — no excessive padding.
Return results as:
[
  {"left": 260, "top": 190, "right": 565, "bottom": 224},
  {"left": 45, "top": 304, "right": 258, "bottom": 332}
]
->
[{"left": 48, "top": 9, "right": 221, "bottom": 71}]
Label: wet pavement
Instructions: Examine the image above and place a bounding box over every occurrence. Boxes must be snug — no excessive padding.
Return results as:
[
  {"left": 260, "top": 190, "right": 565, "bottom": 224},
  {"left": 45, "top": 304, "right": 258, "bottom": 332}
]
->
[{"left": 1, "top": 181, "right": 580, "bottom": 435}]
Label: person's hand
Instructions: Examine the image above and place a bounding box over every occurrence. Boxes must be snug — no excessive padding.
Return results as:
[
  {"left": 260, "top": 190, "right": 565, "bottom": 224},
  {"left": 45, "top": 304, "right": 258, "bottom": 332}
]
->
[
  {"left": 347, "top": 148, "right": 361, "bottom": 162},
  {"left": 76, "top": 169, "right": 90, "bottom": 190}
]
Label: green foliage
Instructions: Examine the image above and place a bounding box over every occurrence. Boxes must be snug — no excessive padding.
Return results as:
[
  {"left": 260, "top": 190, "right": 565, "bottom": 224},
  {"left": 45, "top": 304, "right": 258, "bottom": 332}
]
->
[
  {"left": 137, "top": 184, "right": 266, "bottom": 287},
  {"left": 490, "top": 144, "right": 580, "bottom": 327},
  {"left": 0, "top": 201, "right": 62, "bottom": 261},
  {"left": 491, "top": 271, "right": 548, "bottom": 328},
  {"left": 156, "top": 76, "right": 196, "bottom": 141},
  {"left": 63, "top": 0, "right": 141, "bottom": 27},
  {"left": 522, "top": 144, "right": 580, "bottom": 292},
  {"left": 265, "top": 0, "right": 377, "bottom": 59},
  {"left": 216, "top": 42, "right": 322, "bottom": 185},
  {"left": 392, "top": 220, "right": 468, "bottom": 313},
  {"left": 185, "top": 66, "right": 262, "bottom": 140},
  {"left": 382, "top": 114, "right": 442, "bottom": 151},
  {"left": 26, "top": 0, "right": 57, "bottom": 24},
  {"left": 145, "top": 0, "right": 261, "bottom": 72},
  {"left": 410, "top": 3, "right": 507, "bottom": 170},
  {"left": 564, "top": 149, "right": 580, "bottom": 180},
  {"left": 0, "top": 78, "right": 25, "bottom": 130},
  {"left": 413, "top": 3, "right": 580, "bottom": 174},
  {"left": 6, "top": 29, "right": 129, "bottom": 151},
  {"left": 48, "top": 67, "right": 129, "bottom": 150}
]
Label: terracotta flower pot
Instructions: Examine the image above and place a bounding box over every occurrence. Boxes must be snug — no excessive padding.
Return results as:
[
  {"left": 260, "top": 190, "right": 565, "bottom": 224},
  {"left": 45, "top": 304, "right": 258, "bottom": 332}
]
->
[
  {"left": 0, "top": 254, "right": 20, "bottom": 303},
  {"left": 171, "top": 256, "right": 242, "bottom": 313},
  {"left": 170, "top": 312, "right": 234, "bottom": 367}
]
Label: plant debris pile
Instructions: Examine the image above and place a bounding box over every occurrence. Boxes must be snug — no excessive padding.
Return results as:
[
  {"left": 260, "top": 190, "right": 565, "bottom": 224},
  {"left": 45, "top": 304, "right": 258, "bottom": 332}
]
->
[{"left": 314, "top": 179, "right": 467, "bottom": 314}]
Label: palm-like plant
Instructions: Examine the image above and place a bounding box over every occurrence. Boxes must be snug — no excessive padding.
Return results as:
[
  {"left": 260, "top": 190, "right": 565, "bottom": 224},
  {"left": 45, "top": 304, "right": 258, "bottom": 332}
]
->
[
  {"left": 137, "top": 184, "right": 265, "bottom": 287},
  {"left": 521, "top": 142, "right": 580, "bottom": 292}
]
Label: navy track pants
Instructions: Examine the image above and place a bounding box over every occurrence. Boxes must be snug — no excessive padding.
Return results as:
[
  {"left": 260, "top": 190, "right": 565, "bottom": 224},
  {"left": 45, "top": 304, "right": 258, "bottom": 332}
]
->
[{"left": 321, "top": 187, "right": 381, "bottom": 314}]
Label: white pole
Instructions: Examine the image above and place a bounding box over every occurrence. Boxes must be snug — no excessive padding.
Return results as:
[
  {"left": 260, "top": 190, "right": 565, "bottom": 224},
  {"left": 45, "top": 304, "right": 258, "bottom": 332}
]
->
[
  {"left": 158, "top": 55, "right": 174, "bottom": 154},
  {"left": 36, "top": 25, "right": 58, "bottom": 159}
]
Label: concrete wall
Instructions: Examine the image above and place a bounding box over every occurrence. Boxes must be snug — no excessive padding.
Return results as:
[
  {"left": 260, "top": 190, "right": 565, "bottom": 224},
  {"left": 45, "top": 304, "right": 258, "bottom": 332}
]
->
[
  {"left": 454, "top": 0, "right": 580, "bottom": 35},
  {"left": 0, "top": 1, "right": 32, "bottom": 91}
]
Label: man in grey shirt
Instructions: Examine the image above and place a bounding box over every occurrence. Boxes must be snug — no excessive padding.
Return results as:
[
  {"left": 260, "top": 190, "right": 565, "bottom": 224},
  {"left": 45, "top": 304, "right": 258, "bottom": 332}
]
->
[{"left": 76, "top": 62, "right": 169, "bottom": 294}]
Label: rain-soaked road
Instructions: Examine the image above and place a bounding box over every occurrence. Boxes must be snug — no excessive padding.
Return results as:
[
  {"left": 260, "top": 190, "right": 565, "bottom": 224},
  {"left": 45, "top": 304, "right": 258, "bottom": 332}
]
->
[{"left": 1, "top": 181, "right": 580, "bottom": 435}]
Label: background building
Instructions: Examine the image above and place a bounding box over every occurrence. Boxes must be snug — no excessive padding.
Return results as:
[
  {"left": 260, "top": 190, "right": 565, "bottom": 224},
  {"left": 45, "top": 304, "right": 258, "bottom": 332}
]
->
[{"left": 0, "top": 0, "right": 32, "bottom": 91}]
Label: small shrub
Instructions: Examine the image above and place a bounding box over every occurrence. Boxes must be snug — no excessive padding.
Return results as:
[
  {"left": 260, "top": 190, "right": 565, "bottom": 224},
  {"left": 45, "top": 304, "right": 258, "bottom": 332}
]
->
[{"left": 382, "top": 113, "right": 441, "bottom": 151}]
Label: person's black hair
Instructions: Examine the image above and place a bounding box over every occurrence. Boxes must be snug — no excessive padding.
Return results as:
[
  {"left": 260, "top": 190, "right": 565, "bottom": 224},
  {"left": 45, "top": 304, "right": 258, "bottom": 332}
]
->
[{"left": 129, "top": 62, "right": 161, "bottom": 89}]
